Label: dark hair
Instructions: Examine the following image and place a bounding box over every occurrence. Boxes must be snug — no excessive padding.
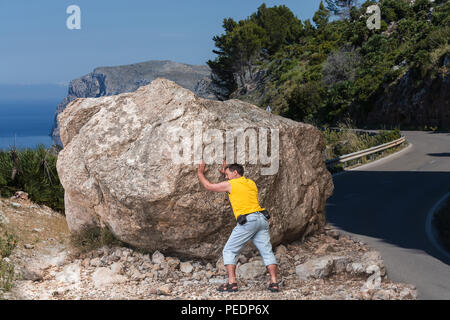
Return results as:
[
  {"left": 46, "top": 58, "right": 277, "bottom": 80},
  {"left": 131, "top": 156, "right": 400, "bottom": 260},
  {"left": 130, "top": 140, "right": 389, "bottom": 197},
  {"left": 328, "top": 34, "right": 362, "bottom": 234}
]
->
[{"left": 226, "top": 163, "right": 244, "bottom": 176}]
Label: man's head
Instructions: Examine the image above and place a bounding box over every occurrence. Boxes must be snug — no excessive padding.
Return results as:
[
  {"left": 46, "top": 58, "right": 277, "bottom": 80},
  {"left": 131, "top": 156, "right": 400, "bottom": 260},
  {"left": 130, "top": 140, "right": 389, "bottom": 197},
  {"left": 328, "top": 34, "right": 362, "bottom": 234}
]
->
[{"left": 224, "top": 163, "right": 244, "bottom": 180}]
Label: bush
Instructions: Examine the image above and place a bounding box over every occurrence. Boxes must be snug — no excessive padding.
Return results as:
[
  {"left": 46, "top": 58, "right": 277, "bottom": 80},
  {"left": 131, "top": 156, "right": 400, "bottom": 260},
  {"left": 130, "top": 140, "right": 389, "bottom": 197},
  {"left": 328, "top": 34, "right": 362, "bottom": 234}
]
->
[
  {"left": 322, "top": 124, "right": 402, "bottom": 160},
  {"left": 0, "top": 144, "right": 64, "bottom": 213},
  {"left": 70, "top": 227, "right": 125, "bottom": 253}
]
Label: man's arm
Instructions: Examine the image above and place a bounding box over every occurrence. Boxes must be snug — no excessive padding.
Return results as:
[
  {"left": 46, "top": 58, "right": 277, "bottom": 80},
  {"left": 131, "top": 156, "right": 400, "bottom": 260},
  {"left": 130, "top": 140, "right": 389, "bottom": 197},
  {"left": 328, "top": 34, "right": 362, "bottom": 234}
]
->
[{"left": 197, "top": 161, "right": 231, "bottom": 193}]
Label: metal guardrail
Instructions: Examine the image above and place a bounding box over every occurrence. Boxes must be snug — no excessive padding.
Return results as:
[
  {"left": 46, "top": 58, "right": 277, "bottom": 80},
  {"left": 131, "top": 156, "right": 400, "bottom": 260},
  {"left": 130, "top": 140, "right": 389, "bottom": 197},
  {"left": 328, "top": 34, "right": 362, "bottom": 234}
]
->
[{"left": 326, "top": 136, "right": 407, "bottom": 167}]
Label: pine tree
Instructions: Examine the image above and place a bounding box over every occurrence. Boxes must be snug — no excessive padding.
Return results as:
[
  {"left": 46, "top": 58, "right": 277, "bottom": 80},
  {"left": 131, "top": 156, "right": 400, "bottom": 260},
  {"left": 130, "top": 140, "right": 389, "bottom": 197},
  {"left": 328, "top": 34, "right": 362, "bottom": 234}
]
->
[{"left": 313, "top": 1, "right": 331, "bottom": 30}]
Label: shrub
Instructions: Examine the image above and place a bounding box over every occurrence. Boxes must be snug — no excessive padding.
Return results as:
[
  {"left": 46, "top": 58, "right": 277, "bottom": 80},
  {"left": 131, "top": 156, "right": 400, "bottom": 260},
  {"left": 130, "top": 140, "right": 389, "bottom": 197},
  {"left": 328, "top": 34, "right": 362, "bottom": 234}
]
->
[
  {"left": 70, "top": 227, "right": 125, "bottom": 253},
  {"left": 0, "top": 145, "right": 64, "bottom": 213}
]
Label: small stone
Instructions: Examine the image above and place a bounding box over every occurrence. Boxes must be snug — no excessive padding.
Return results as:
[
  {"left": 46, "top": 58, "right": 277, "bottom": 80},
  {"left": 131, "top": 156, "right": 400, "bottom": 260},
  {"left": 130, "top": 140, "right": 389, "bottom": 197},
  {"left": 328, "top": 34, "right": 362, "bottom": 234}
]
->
[
  {"left": 110, "top": 262, "right": 123, "bottom": 274},
  {"left": 236, "top": 260, "right": 266, "bottom": 280},
  {"left": 92, "top": 267, "right": 127, "bottom": 288},
  {"left": 180, "top": 262, "right": 194, "bottom": 274},
  {"left": 24, "top": 244, "right": 34, "bottom": 249},
  {"left": 32, "top": 228, "right": 42, "bottom": 233},
  {"left": 10, "top": 202, "right": 21, "bottom": 208},
  {"left": 208, "top": 277, "right": 227, "bottom": 284},
  {"left": 327, "top": 230, "right": 340, "bottom": 239},
  {"left": 237, "top": 254, "right": 248, "bottom": 264},
  {"left": 166, "top": 257, "right": 180, "bottom": 269},
  {"left": 21, "top": 265, "right": 44, "bottom": 281},
  {"left": 81, "top": 258, "right": 90, "bottom": 268},
  {"left": 157, "top": 284, "right": 172, "bottom": 295},
  {"left": 90, "top": 257, "right": 102, "bottom": 267},
  {"left": 295, "top": 256, "right": 334, "bottom": 280},
  {"left": 152, "top": 250, "right": 165, "bottom": 264},
  {"left": 216, "top": 256, "right": 226, "bottom": 274},
  {"left": 55, "top": 263, "right": 81, "bottom": 284},
  {"left": 192, "top": 271, "right": 203, "bottom": 281},
  {"left": 14, "top": 191, "right": 29, "bottom": 200},
  {"left": 275, "top": 245, "right": 287, "bottom": 259},
  {"left": 314, "top": 243, "right": 335, "bottom": 255},
  {"left": 332, "top": 256, "right": 351, "bottom": 274},
  {"left": 347, "top": 262, "right": 365, "bottom": 274}
]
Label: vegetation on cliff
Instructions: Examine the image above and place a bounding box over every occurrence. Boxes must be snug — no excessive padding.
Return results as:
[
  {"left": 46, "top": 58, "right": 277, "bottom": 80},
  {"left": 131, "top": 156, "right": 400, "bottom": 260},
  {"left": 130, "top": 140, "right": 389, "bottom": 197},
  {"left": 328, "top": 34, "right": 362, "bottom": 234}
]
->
[{"left": 208, "top": 0, "right": 449, "bottom": 129}]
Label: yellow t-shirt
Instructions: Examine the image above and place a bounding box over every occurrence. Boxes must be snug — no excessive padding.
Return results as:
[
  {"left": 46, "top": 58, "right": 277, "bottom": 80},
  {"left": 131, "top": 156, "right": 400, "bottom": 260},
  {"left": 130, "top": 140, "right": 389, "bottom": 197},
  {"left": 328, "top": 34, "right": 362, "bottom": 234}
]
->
[{"left": 227, "top": 176, "right": 265, "bottom": 220}]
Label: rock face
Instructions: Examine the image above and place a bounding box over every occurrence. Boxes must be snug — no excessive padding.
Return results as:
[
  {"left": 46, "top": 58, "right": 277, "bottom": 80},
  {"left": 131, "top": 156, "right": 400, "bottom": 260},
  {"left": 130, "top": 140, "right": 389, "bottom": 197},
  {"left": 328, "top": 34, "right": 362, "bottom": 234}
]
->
[
  {"left": 56, "top": 78, "right": 333, "bottom": 260},
  {"left": 366, "top": 55, "right": 450, "bottom": 129},
  {"left": 51, "top": 60, "right": 226, "bottom": 146}
]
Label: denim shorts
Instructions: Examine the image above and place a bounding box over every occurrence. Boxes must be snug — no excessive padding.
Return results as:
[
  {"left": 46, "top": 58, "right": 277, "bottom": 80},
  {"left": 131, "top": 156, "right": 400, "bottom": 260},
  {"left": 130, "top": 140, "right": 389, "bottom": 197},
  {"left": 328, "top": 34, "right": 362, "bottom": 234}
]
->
[{"left": 222, "top": 211, "right": 278, "bottom": 266}]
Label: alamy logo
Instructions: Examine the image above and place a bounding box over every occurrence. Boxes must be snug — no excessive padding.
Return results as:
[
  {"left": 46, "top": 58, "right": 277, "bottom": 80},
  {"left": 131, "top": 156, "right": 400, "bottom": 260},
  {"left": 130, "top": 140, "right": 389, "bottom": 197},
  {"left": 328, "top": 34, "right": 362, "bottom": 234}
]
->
[
  {"left": 66, "top": 5, "right": 81, "bottom": 30},
  {"left": 366, "top": 5, "right": 381, "bottom": 30},
  {"left": 166, "top": 121, "right": 280, "bottom": 175}
]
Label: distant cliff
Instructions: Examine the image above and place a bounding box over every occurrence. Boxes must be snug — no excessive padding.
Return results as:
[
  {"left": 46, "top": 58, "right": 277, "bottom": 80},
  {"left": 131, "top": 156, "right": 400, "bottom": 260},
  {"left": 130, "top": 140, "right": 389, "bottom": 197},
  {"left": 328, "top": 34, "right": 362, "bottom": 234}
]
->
[{"left": 51, "top": 60, "right": 225, "bottom": 146}]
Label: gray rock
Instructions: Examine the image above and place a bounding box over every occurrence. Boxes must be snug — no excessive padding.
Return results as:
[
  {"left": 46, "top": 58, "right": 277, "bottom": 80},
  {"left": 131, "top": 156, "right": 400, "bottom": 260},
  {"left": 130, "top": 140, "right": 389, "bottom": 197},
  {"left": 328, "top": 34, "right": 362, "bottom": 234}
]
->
[
  {"left": 237, "top": 260, "right": 267, "bottom": 280},
  {"left": 208, "top": 277, "right": 227, "bottom": 284},
  {"left": 21, "top": 265, "right": 44, "bottom": 282},
  {"left": 90, "top": 257, "right": 102, "bottom": 267},
  {"left": 275, "top": 244, "right": 287, "bottom": 257},
  {"left": 332, "top": 256, "right": 351, "bottom": 274},
  {"left": 56, "top": 78, "right": 334, "bottom": 259},
  {"left": 55, "top": 263, "right": 81, "bottom": 284},
  {"left": 347, "top": 262, "right": 365, "bottom": 275},
  {"left": 92, "top": 267, "right": 127, "bottom": 288},
  {"left": 156, "top": 284, "right": 172, "bottom": 295},
  {"left": 10, "top": 202, "right": 21, "bottom": 209},
  {"left": 151, "top": 251, "right": 165, "bottom": 264},
  {"left": 295, "top": 257, "right": 334, "bottom": 280},
  {"left": 110, "top": 262, "right": 123, "bottom": 274},
  {"left": 180, "top": 262, "right": 194, "bottom": 274}
]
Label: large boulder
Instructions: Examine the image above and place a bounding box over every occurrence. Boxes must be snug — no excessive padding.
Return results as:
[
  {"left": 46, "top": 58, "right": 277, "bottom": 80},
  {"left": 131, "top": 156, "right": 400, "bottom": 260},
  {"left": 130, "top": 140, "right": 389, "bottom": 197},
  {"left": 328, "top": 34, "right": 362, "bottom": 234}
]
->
[{"left": 56, "top": 78, "right": 333, "bottom": 260}]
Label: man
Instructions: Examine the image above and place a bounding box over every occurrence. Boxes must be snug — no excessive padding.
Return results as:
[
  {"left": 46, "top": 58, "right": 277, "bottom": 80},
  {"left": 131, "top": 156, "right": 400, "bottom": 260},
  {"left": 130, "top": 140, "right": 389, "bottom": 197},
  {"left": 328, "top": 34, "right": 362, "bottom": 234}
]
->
[{"left": 197, "top": 161, "right": 279, "bottom": 293}]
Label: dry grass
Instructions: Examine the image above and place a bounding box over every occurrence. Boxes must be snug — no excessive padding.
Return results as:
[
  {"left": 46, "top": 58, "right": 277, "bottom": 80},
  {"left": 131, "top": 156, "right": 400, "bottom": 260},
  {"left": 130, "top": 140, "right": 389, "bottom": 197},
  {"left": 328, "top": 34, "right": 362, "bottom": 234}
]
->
[{"left": 0, "top": 196, "right": 69, "bottom": 251}]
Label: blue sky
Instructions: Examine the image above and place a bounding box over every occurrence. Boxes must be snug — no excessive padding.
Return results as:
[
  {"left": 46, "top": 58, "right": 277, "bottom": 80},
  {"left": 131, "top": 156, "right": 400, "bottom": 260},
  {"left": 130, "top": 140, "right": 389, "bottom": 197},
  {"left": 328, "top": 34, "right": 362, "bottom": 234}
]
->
[{"left": 1, "top": 0, "right": 323, "bottom": 85}]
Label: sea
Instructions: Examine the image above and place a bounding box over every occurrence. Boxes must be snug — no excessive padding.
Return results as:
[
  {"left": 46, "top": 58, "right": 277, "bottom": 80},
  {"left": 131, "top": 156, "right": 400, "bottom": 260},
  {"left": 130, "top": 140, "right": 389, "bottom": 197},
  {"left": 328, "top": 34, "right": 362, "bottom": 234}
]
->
[{"left": 0, "top": 100, "right": 58, "bottom": 151}]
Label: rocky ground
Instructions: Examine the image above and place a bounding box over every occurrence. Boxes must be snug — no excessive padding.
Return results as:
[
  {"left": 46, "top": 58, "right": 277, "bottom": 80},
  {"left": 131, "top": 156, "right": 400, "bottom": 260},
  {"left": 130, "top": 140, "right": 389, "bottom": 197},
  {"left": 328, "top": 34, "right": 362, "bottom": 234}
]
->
[{"left": 0, "top": 195, "right": 417, "bottom": 300}]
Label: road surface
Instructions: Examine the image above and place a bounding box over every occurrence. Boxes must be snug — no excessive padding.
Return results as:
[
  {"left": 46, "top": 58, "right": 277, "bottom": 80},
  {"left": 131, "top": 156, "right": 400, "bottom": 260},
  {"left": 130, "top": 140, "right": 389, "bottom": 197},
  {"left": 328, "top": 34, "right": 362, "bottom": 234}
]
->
[{"left": 326, "top": 130, "right": 450, "bottom": 300}]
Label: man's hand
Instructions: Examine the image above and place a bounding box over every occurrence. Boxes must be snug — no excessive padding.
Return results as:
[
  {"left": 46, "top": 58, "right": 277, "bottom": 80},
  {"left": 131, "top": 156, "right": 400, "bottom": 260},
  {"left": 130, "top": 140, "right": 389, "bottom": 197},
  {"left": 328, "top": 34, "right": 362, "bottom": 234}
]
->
[
  {"left": 197, "top": 161, "right": 208, "bottom": 175},
  {"left": 197, "top": 161, "right": 231, "bottom": 193},
  {"left": 218, "top": 160, "right": 227, "bottom": 176}
]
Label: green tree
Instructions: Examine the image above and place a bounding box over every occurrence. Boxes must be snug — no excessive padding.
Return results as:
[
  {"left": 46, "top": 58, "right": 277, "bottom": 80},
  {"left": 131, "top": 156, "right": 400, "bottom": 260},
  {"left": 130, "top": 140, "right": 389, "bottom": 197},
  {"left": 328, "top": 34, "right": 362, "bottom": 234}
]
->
[
  {"left": 313, "top": 1, "right": 331, "bottom": 30},
  {"left": 250, "top": 4, "right": 304, "bottom": 54}
]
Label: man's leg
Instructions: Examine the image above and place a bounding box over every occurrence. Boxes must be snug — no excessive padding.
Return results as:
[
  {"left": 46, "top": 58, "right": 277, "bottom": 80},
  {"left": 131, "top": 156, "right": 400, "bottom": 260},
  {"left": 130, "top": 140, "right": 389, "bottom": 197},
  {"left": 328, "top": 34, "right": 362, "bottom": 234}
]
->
[
  {"left": 222, "top": 224, "right": 256, "bottom": 285},
  {"left": 226, "top": 264, "right": 237, "bottom": 284},
  {"left": 266, "top": 264, "right": 278, "bottom": 284},
  {"left": 251, "top": 223, "right": 279, "bottom": 289}
]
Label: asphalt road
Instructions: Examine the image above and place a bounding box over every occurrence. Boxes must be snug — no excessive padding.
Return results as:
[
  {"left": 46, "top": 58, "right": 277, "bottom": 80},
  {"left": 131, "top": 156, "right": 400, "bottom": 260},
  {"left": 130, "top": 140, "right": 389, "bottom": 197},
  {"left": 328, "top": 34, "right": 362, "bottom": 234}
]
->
[{"left": 326, "top": 130, "right": 450, "bottom": 300}]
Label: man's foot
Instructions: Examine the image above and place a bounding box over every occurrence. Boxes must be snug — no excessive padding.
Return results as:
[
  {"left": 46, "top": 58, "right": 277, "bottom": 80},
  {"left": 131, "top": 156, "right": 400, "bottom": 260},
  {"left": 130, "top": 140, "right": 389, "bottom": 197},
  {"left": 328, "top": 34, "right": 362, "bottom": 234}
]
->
[
  {"left": 217, "top": 282, "right": 238, "bottom": 292},
  {"left": 268, "top": 282, "right": 279, "bottom": 292}
]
